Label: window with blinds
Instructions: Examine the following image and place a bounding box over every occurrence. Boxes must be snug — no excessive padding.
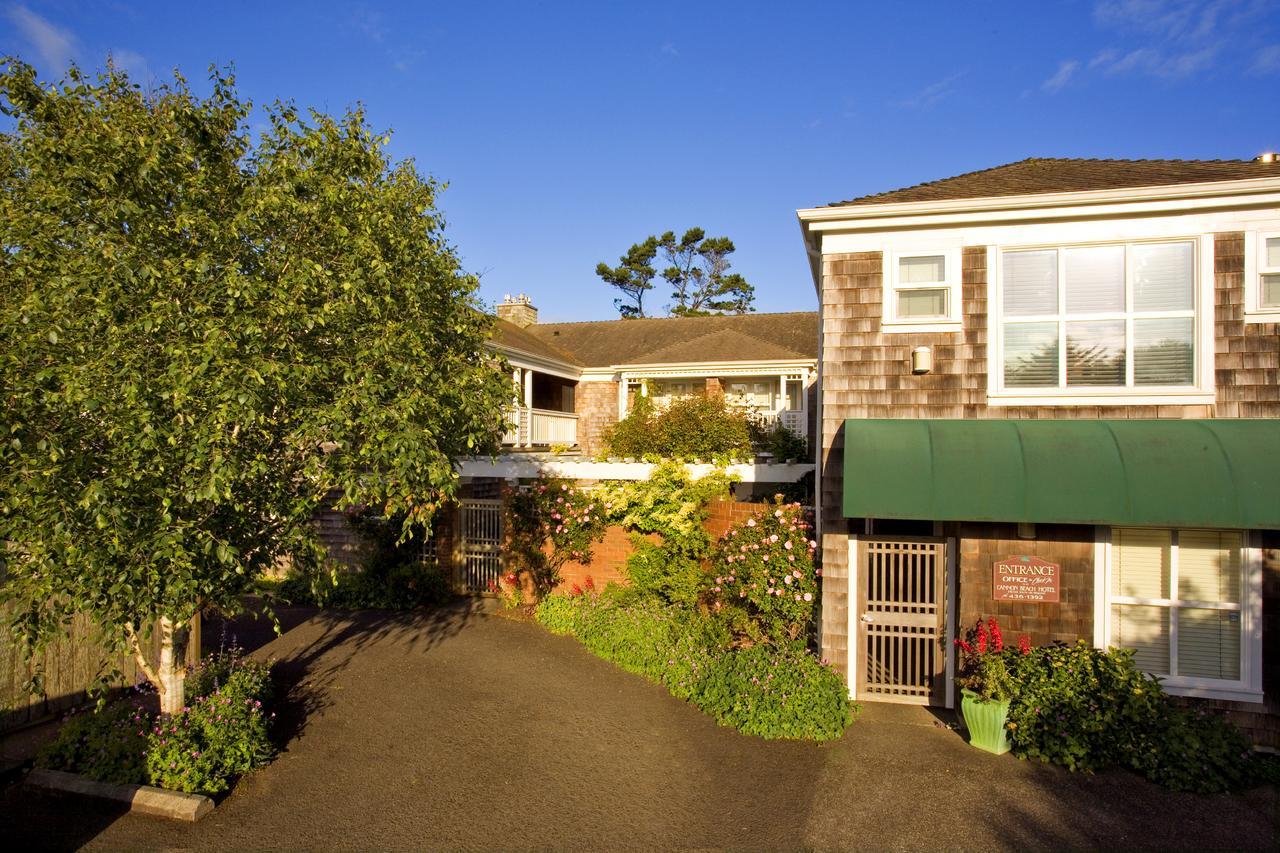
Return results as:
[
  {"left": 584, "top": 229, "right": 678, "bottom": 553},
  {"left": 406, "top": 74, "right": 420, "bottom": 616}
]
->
[
  {"left": 1262, "top": 235, "right": 1280, "bottom": 311},
  {"left": 1109, "top": 528, "right": 1243, "bottom": 684},
  {"left": 999, "top": 241, "right": 1197, "bottom": 391}
]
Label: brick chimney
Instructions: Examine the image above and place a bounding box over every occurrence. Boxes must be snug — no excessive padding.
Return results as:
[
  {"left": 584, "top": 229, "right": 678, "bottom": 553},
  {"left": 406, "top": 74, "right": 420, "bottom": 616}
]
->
[{"left": 497, "top": 293, "right": 538, "bottom": 328}]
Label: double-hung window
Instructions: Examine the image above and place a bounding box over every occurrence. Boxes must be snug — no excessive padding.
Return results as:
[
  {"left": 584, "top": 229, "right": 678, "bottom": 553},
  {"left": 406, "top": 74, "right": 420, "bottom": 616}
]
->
[
  {"left": 882, "top": 248, "right": 962, "bottom": 332},
  {"left": 991, "top": 238, "right": 1211, "bottom": 404},
  {"left": 1100, "top": 527, "right": 1261, "bottom": 702},
  {"left": 1244, "top": 231, "right": 1280, "bottom": 323}
]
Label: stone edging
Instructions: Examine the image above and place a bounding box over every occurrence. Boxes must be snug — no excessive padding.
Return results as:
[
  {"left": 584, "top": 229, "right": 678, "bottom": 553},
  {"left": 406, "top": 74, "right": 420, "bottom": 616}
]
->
[{"left": 25, "top": 767, "right": 214, "bottom": 822}]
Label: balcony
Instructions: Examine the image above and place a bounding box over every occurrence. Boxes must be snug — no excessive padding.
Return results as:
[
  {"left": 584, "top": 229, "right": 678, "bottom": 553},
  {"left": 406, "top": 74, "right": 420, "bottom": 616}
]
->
[{"left": 503, "top": 406, "right": 578, "bottom": 448}]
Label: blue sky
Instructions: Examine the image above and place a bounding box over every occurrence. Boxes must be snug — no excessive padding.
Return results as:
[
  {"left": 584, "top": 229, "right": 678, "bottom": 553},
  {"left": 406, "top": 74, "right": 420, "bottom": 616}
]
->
[{"left": 3, "top": 1, "right": 1278, "bottom": 320}]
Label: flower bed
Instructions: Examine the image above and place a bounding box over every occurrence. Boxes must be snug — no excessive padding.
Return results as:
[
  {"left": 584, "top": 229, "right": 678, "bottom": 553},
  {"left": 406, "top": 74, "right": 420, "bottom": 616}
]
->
[
  {"left": 536, "top": 590, "right": 852, "bottom": 741},
  {"left": 957, "top": 617, "right": 1279, "bottom": 793},
  {"left": 36, "top": 648, "right": 276, "bottom": 796}
]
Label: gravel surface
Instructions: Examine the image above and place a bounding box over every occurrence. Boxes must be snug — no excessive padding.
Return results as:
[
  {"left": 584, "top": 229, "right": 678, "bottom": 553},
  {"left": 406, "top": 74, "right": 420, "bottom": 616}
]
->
[{"left": 3, "top": 601, "right": 1276, "bottom": 851}]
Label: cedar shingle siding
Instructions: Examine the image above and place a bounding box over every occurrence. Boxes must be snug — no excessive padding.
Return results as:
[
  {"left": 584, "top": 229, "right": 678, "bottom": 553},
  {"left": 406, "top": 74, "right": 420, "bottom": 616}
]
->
[{"left": 819, "top": 235, "right": 1280, "bottom": 729}]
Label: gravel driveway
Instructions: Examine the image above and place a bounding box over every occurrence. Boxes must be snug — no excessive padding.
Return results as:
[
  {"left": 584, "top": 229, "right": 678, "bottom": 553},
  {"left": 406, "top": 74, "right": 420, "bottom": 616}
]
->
[{"left": 4, "top": 601, "right": 1276, "bottom": 851}]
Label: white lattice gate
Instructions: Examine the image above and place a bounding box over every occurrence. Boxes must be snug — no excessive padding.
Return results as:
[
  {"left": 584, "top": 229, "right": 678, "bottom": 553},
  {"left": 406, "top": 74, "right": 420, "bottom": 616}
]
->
[
  {"left": 458, "top": 499, "right": 504, "bottom": 593},
  {"left": 854, "top": 536, "right": 950, "bottom": 705}
]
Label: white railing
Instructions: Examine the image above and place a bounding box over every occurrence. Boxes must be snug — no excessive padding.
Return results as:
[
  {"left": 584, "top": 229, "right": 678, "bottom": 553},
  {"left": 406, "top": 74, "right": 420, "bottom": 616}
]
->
[
  {"left": 501, "top": 406, "right": 577, "bottom": 447},
  {"left": 747, "top": 409, "right": 805, "bottom": 437}
]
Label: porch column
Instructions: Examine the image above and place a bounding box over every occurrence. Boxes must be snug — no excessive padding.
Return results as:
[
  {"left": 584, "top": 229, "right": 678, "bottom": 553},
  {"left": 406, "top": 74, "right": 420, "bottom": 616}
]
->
[{"left": 523, "top": 368, "right": 534, "bottom": 447}]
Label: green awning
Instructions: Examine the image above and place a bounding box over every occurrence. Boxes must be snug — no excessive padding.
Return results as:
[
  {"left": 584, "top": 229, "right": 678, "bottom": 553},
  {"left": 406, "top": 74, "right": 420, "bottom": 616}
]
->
[{"left": 843, "top": 419, "right": 1280, "bottom": 529}]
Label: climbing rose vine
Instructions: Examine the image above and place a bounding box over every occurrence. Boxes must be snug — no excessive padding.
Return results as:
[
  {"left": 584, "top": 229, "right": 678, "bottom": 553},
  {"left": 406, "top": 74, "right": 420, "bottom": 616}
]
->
[
  {"left": 505, "top": 478, "right": 609, "bottom": 597},
  {"left": 705, "top": 499, "right": 818, "bottom": 644}
]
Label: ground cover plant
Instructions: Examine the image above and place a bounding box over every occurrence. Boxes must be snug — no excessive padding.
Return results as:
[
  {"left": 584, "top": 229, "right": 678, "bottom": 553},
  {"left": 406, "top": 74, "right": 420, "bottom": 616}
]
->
[
  {"left": 534, "top": 497, "right": 851, "bottom": 742},
  {"left": 960, "top": 620, "right": 1278, "bottom": 794},
  {"left": 37, "top": 649, "right": 276, "bottom": 796}
]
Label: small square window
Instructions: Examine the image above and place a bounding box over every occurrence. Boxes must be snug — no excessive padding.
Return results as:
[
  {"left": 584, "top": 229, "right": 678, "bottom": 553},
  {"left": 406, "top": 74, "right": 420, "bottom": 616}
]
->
[
  {"left": 882, "top": 248, "right": 962, "bottom": 332},
  {"left": 1245, "top": 232, "right": 1280, "bottom": 322}
]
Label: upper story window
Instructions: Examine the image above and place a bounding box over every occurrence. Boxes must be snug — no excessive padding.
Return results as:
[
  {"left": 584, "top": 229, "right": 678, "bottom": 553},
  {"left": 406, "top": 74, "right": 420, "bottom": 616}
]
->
[
  {"left": 882, "top": 248, "right": 962, "bottom": 333},
  {"left": 990, "top": 238, "right": 1213, "bottom": 405},
  {"left": 1244, "top": 231, "right": 1280, "bottom": 324}
]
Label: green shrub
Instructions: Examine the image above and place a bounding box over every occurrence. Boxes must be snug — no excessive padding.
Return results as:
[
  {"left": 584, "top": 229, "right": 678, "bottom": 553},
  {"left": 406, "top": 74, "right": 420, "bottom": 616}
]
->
[
  {"left": 534, "top": 592, "right": 852, "bottom": 742},
  {"left": 1005, "top": 640, "right": 1268, "bottom": 793},
  {"left": 604, "top": 393, "right": 752, "bottom": 461},
  {"left": 36, "top": 696, "right": 151, "bottom": 784},
  {"left": 278, "top": 559, "right": 451, "bottom": 610},
  {"left": 697, "top": 644, "right": 853, "bottom": 741},
  {"left": 1006, "top": 642, "right": 1165, "bottom": 773},
  {"left": 37, "top": 651, "right": 276, "bottom": 795},
  {"left": 623, "top": 540, "right": 706, "bottom": 608},
  {"left": 706, "top": 501, "right": 819, "bottom": 644},
  {"left": 747, "top": 416, "right": 808, "bottom": 462},
  {"left": 145, "top": 660, "right": 275, "bottom": 795}
]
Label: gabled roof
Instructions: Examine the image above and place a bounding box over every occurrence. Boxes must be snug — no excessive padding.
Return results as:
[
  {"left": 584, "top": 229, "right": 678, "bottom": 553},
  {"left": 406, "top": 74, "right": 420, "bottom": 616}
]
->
[
  {"left": 524, "top": 311, "right": 818, "bottom": 368},
  {"left": 827, "top": 157, "right": 1280, "bottom": 207},
  {"left": 491, "top": 319, "right": 582, "bottom": 366}
]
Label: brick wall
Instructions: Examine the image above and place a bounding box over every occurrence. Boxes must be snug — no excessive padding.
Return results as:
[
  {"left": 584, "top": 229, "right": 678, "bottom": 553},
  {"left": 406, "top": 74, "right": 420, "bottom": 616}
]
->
[
  {"left": 551, "top": 498, "right": 766, "bottom": 592},
  {"left": 819, "top": 234, "right": 1280, "bottom": 733},
  {"left": 574, "top": 380, "right": 618, "bottom": 456}
]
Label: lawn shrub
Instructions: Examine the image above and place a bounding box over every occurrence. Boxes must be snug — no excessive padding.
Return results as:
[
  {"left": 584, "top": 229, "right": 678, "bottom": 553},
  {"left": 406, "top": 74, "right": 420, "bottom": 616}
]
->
[
  {"left": 277, "top": 559, "right": 451, "bottom": 610},
  {"left": 706, "top": 501, "right": 819, "bottom": 644},
  {"left": 146, "top": 660, "right": 275, "bottom": 795},
  {"left": 37, "top": 651, "right": 276, "bottom": 795},
  {"left": 697, "top": 643, "right": 854, "bottom": 741},
  {"left": 534, "top": 591, "right": 852, "bottom": 741},
  {"left": 35, "top": 695, "right": 151, "bottom": 785},
  {"left": 1005, "top": 640, "right": 1270, "bottom": 793},
  {"left": 603, "top": 393, "right": 752, "bottom": 461},
  {"left": 622, "top": 540, "right": 706, "bottom": 608}
]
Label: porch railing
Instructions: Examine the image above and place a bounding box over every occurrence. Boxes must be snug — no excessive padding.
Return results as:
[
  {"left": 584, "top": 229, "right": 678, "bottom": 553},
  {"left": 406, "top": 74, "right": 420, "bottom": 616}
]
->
[
  {"left": 502, "top": 406, "right": 577, "bottom": 447},
  {"left": 750, "top": 409, "right": 805, "bottom": 438}
]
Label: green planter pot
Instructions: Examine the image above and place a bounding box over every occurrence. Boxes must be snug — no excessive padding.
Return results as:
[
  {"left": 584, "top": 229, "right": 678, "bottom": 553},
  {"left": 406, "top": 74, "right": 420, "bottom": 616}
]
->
[{"left": 960, "top": 689, "right": 1011, "bottom": 755}]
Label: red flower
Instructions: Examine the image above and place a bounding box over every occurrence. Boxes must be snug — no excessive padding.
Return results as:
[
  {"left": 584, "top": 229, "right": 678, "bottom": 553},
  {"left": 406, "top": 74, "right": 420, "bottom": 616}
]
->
[
  {"left": 570, "top": 583, "right": 583, "bottom": 597},
  {"left": 1018, "top": 635, "right": 1031, "bottom": 655},
  {"left": 955, "top": 638, "right": 974, "bottom": 654},
  {"left": 988, "top": 617, "right": 1004, "bottom": 653},
  {"left": 584, "top": 576, "right": 595, "bottom": 592}
]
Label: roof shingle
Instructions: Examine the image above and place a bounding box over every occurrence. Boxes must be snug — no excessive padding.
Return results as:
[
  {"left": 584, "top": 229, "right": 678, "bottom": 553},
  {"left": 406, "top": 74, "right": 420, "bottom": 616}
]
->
[
  {"left": 520, "top": 311, "right": 818, "bottom": 368},
  {"left": 828, "top": 157, "right": 1280, "bottom": 207}
]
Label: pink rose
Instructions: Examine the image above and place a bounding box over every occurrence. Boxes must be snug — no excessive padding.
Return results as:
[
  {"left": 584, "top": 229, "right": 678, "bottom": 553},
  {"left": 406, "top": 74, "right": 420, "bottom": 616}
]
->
[
  {"left": 783, "top": 575, "right": 793, "bottom": 585},
  {"left": 783, "top": 540, "right": 793, "bottom": 550},
  {"left": 803, "top": 592, "right": 813, "bottom": 602},
  {"left": 747, "top": 519, "right": 756, "bottom": 527}
]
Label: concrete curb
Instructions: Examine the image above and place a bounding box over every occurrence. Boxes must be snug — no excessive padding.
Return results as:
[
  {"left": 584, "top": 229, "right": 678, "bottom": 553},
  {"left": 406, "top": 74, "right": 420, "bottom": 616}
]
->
[{"left": 25, "top": 768, "right": 214, "bottom": 822}]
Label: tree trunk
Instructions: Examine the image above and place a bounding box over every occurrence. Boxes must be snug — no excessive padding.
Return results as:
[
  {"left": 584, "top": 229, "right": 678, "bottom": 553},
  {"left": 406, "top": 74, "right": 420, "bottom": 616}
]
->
[{"left": 156, "top": 616, "right": 189, "bottom": 715}]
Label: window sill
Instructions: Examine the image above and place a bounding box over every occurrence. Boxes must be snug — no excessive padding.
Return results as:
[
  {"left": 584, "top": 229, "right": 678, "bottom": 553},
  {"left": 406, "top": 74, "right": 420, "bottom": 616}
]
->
[
  {"left": 1243, "top": 310, "right": 1280, "bottom": 325},
  {"left": 987, "top": 391, "right": 1215, "bottom": 407},
  {"left": 880, "top": 320, "right": 963, "bottom": 335},
  {"left": 1162, "top": 681, "right": 1264, "bottom": 705}
]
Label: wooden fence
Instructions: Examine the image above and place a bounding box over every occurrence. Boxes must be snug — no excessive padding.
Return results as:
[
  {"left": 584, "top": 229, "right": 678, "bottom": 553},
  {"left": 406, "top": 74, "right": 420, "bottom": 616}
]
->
[{"left": 0, "top": 609, "right": 199, "bottom": 734}]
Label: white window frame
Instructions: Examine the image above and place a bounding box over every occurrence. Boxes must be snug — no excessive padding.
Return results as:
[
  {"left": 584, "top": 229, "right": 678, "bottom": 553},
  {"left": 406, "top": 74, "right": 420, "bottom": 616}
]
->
[
  {"left": 1244, "top": 230, "right": 1280, "bottom": 324},
  {"left": 881, "top": 248, "right": 962, "bottom": 333},
  {"left": 1093, "top": 527, "right": 1263, "bottom": 704},
  {"left": 988, "top": 236, "right": 1215, "bottom": 407}
]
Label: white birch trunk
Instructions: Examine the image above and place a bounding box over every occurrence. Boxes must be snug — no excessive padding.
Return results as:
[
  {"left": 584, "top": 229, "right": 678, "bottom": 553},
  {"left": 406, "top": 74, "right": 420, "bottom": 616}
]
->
[{"left": 157, "top": 616, "right": 187, "bottom": 715}]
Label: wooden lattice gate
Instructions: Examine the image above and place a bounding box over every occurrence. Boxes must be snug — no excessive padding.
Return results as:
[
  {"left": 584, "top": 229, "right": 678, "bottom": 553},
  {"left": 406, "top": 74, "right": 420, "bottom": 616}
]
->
[
  {"left": 457, "top": 499, "right": 504, "bottom": 593},
  {"left": 854, "top": 536, "right": 950, "bottom": 706}
]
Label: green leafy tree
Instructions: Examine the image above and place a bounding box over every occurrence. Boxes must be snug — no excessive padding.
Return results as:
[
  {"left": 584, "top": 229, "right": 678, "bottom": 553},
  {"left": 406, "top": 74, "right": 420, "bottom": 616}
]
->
[
  {"left": 598, "top": 228, "right": 755, "bottom": 318},
  {"left": 658, "top": 228, "right": 754, "bottom": 316},
  {"left": 0, "top": 60, "right": 510, "bottom": 711},
  {"left": 595, "top": 236, "right": 658, "bottom": 318}
]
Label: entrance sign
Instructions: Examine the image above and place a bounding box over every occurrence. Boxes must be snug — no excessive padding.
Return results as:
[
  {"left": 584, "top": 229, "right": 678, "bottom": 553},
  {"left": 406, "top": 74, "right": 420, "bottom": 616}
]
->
[{"left": 993, "top": 556, "right": 1060, "bottom": 603}]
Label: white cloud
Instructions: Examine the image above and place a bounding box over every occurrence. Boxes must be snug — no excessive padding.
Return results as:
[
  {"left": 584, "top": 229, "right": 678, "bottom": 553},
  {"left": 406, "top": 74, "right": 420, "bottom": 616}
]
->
[
  {"left": 1088, "top": 43, "right": 1219, "bottom": 77},
  {"left": 107, "top": 48, "right": 152, "bottom": 82},
  {"left": 659, "top": 42, "right": 678, "bottom": 57},
  {"left": 897, "top": 71, "right": 966, "bottom": 109},
  {"left": 1041, "top": 59, "right": 1081, "bottom": 93},
  {"left": 1253, "top": 44, "right": 1280, "bottom": 74},
  {"left": 5, "top": 4, "right": 78, "bottom": 72}
]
